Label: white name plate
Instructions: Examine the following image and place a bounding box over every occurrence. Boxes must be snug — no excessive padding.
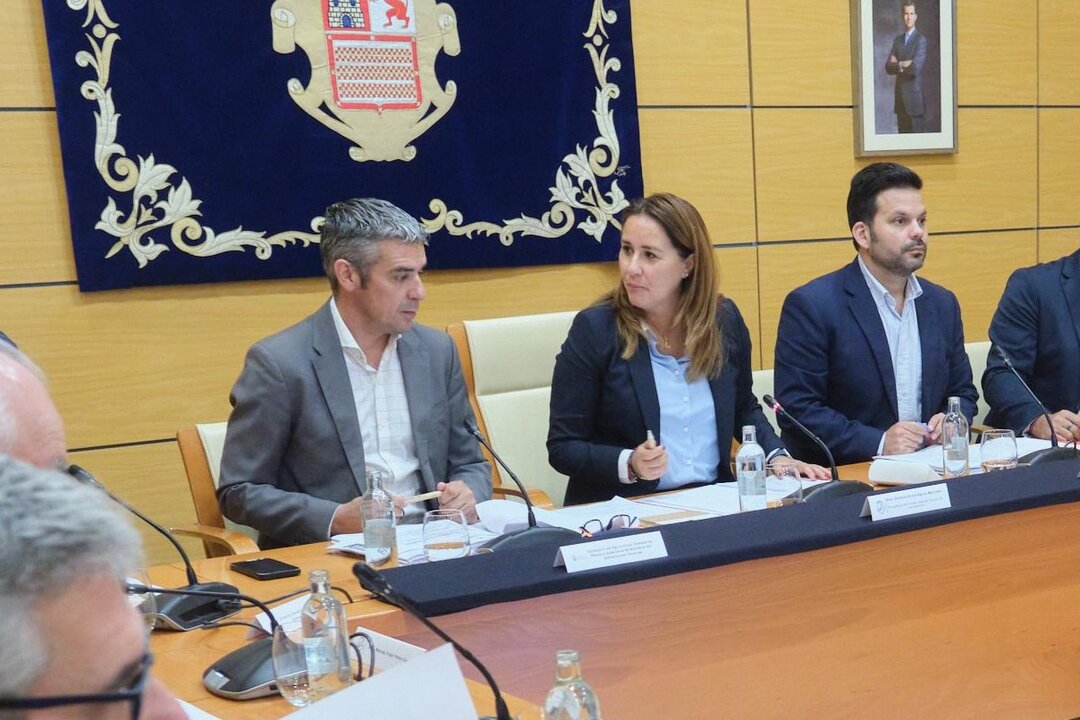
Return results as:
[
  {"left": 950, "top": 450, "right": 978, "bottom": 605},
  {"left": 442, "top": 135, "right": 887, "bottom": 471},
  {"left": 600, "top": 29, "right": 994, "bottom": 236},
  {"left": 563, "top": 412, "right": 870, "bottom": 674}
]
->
[
  {"left": 554, "top": 531, "right": 668, "bottom": 573},
  {"left": 860, "top": 483, "right": 952, "bottom": 521}
]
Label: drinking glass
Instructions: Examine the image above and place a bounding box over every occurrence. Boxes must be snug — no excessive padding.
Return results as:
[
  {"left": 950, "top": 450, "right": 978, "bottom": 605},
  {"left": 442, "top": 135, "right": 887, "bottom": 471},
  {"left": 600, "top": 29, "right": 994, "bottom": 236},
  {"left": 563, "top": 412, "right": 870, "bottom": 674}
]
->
[
  {"left": 766, "top": 463, "right": 803, "bottom": 508},
  {"left": 272, "top": 625, "right": 317, "bottom": 707},
  {"left": 422, "top": 508, "right": 470, "bottom": 562},
  {"left": 980, "top": 429, "right": 1018, "bottom": 472}
]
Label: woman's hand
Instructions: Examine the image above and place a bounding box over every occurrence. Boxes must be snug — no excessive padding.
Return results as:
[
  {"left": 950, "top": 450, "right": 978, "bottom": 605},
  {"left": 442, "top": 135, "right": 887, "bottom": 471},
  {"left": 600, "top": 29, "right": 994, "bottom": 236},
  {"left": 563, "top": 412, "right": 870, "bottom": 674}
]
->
[
  {"left": 770, "top": 454, "right": 831, "bottom": 480},
  {"left": 630, "top": 437, "right": 667, "bottom": 481}
]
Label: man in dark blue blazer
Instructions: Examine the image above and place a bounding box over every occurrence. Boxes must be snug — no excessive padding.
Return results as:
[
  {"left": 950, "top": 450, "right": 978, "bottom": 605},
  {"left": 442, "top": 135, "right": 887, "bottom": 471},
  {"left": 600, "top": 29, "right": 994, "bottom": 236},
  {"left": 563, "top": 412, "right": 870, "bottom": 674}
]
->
[
  {"left": 774, "top": 163, "right": 977, "bottom": 466},
  {"left": 884, "top": 2, "right": 928, "bottom": 133},
  {"left": 983, "top": 250, "right": 1080, "bottom": 443}
]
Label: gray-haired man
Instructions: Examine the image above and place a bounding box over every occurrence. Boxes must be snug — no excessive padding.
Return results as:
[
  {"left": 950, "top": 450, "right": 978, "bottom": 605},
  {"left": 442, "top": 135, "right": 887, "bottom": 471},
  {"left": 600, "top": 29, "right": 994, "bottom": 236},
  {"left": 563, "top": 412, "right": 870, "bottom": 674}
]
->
[
  {"left": 0, "top": 455, "right": 186, "bottom": 720},
  {"left": 218, "top": 198, "right": 491, "bottom": 549}
]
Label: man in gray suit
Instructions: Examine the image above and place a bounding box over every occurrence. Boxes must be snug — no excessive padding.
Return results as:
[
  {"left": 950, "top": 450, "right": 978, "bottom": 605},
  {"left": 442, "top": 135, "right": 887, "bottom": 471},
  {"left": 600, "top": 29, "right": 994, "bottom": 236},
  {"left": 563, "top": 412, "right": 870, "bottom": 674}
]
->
[
  {"left": 885, "top": 2, "right": 927, "bottom": 133},
  {"left": 218, "top": 198, "right": 491, "bottom": 549}
]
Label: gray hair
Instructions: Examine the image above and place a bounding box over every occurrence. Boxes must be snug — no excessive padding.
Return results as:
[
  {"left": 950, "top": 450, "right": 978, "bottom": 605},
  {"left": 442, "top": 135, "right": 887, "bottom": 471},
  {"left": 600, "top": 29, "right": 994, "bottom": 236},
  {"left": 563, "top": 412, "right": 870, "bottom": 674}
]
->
[
  {"left": 0, "top": 455, "right": 142, "bottom": 698},
  {"left": 319, "top": 198, "right": 429, "bottom": 291},
  {"left": 0, "top": 343, "right": 48, "bottom": 457}
]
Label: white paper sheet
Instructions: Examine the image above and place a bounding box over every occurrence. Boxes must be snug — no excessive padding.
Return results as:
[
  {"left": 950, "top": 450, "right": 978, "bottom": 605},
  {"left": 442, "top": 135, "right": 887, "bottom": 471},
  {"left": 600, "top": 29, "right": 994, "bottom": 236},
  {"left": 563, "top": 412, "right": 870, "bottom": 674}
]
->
[
  {"left": 875, "top": 437, "right": 1051, "bottom": 474},
  {"left": 328, "top": 523, "right": 501, "bottom": 565},
  {"left": 285, "top": 643, "right": 476, "bottom": 720}
]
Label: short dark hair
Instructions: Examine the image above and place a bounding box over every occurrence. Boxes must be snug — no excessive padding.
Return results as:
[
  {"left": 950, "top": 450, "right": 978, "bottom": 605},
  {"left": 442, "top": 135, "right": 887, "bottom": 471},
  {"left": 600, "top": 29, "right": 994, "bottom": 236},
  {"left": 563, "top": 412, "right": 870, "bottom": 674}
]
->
[{"left": 846, "top": 162, "right": 923, "bottom": 241}]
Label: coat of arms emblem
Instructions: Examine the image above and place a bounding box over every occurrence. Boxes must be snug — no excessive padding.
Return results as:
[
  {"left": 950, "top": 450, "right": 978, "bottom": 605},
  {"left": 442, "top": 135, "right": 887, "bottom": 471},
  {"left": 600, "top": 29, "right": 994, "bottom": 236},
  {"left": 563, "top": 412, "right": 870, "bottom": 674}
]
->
[{"left": 271, "top": 0, "right": 460, "bottom": 162}]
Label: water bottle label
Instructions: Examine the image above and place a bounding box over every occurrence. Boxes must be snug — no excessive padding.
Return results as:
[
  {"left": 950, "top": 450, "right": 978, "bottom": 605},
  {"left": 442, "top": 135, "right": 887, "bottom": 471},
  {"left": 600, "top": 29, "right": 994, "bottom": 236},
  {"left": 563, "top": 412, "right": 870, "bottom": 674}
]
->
[{"left": 304, "top": 637, "right": 335, "bottom": 675}]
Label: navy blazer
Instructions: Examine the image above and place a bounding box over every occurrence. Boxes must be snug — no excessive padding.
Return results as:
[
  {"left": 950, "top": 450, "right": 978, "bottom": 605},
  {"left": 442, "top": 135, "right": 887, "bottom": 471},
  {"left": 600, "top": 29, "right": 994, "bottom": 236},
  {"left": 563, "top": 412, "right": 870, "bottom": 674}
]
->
[
  {"left": 773, "top": 260, "right": 977, "bottom": 466},
  {"left": 983, "top": 250, "right": 1080, "bottom": 432},
  {"left": 885, "top": 29, "right": 927, "bottom": 116},
  {"left": 547, "top": 299, "right": 782, "bottom": 506}
]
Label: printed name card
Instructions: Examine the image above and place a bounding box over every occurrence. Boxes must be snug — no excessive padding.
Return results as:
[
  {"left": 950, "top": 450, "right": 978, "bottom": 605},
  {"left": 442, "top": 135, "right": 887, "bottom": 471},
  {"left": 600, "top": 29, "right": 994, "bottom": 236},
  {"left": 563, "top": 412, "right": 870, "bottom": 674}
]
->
[
  {"left": 860, "top": 484, "right": 952, "bottom": 521},
  {"left": 554, "top": 531, "right": 668, "bottom": 573}
]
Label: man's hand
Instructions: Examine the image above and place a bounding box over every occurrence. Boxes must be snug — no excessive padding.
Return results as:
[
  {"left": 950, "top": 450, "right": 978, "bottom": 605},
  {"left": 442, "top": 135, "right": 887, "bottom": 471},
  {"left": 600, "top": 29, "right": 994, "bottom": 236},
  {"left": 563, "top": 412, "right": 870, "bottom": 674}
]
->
[
  {"left": 923, "top": 413, "right": 946, "bottom": 445},
  {"left": 1029, "top": 410, "right": 1080, "bottom": 445},
  {"left": 437, "top": 480, "right": 477, "bottom": 523},
  {"left": 883, "top": 421, "right": 928, "bottom": 455},
  {"left": 329, "top": 497, "right": 364, "bottom": 536}
]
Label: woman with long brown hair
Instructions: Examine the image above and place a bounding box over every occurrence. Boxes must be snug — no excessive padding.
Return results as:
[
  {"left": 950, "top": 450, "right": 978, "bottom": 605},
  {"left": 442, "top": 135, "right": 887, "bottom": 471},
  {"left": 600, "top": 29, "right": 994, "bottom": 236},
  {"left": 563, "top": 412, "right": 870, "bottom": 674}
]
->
[{"left": 548, "top": 193, "right": 827, "bottom": 506}]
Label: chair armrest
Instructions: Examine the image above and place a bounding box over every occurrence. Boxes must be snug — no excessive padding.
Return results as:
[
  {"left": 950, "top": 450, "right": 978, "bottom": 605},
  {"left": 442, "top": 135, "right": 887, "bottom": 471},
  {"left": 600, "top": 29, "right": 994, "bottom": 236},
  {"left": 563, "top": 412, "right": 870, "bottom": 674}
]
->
[
  {"left": 171, "top": 524, "right": 260, "bottom": 556},
  {"left": 971, "top": 423, "right": 995, "bottom": 440},
  {"left": 492, "top": 486, "right": 555, "bottom": 510}
]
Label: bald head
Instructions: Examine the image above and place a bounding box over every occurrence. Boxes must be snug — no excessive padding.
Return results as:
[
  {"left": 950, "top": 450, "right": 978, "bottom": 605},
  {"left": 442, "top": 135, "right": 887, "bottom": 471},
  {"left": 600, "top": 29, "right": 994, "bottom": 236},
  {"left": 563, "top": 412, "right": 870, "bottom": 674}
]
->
[{"left": 0, "top": 346, "right": 66, "bottom": 468}]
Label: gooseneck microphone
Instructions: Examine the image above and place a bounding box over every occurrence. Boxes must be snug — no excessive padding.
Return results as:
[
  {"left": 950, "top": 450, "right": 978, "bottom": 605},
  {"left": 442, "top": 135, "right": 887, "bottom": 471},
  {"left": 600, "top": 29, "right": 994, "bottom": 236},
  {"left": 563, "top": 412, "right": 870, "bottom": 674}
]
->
[
  {"left": 993, "top": 346, "right": 1080, "bottom": 463},
  {"left": 354, "top": 562, "right": 512, "bottom": 720},
  {"left": 465, "top": 421, "right": 579, "bottom": 550},
  {"left": 68, "top": 464, "right": 241, "bottom": 631},
  {"left": 128, "top": 583, "right": 282, "bottom": 701},
  {"left": 762, "top": 395, "right": 874, "bottom": 500}
]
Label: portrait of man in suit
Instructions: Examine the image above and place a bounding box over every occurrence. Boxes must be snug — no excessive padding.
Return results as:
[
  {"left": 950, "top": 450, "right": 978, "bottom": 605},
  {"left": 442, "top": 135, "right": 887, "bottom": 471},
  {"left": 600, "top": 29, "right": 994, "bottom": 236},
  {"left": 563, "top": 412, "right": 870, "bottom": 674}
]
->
[{"left": 885, "top": 2, "right": 927, "bottom": 133}]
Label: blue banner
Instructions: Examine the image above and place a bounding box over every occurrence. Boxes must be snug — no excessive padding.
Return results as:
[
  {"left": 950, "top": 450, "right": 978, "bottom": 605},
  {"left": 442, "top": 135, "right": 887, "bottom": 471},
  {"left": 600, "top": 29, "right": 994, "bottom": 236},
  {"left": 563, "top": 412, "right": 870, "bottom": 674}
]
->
[{"left": 42, "top": 1, "right": 643, "bottom": 291}]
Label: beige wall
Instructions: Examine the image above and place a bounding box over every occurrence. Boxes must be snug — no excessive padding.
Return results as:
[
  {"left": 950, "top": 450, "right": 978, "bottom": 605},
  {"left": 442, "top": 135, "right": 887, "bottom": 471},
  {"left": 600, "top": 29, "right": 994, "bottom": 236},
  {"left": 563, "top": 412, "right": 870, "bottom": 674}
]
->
[{"left": 2, "top": 0, "right": 1077, "bottom": 563}]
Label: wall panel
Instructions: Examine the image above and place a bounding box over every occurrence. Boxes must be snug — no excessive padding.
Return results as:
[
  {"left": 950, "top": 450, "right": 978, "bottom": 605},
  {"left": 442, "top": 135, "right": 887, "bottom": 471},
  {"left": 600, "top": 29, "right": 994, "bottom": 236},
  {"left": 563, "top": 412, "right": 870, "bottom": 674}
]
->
[
  {"left": 631, "top": 0, "right": 749, "bottom": 106},
  {"left": 0, "top": 113, "right": 76, "bottom": 283},
  {"left": 1039, "top": 1, "right": 1080, "bottom": 105},
  {"left": 714, "top": 247, "right": 760, "bottom": 369},
  {"left": 639, "top": 108, "right": 756, "bottom": 243},
  {"left": 2, "top": 0, "right": 54, "bottom": 107},
  {"left": 748, "top": 0, "right": 851, "bottom": 107},
  {"left": 1038, "top": 228, "right": 1080, "bottom": 263},
  {"left": 958, "top": 0, "right": 1038, "bottom": 106},
  {"left": 1038, "top": 109, "right": 1080, "bottom": 229}
]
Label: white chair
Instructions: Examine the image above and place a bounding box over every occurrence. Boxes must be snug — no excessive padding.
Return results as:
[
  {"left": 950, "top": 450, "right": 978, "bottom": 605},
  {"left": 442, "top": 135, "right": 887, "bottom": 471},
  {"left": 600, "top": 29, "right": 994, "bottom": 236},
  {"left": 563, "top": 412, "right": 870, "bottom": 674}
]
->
[
  {"left": 965, "top": 340, "right": 992, "bottom": 428},
  {"left": 449, "top": 312, "right": 577, "bottom": 507},
  {"left": 172, "top": 422, "right": 259, "bottom": 558},
  {"left": 751, "top": 368, "right": 778, "bottom": 435}
]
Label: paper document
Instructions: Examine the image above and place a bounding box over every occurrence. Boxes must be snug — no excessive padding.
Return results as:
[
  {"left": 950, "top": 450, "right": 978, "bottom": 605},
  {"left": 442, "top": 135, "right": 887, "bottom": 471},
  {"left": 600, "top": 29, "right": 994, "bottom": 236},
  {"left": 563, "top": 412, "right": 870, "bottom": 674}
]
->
[
  {"left": 286, "top": 643, "right": 476, "bottom": 720},
  {"left": 329, "top": 523, "right": 500, "bottom": 565},
  {"left": 532, "top": 496, "right": 676, "bottom": 532},
  {"left": 875, "top": 437, "right": 1052, "bottom": 474}
]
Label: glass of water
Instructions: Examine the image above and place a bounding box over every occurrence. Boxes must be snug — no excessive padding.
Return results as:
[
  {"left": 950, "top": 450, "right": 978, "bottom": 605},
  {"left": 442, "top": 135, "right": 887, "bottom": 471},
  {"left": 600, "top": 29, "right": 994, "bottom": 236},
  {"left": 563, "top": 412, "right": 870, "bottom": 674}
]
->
[
  {"left": 980, "top": 429, "right": 1018, "bottom": 472},
  {"left": 272, "top": 626, "right": 316, "bottom": 707},
  {"left": 423, "top": 508, "right": 470, "bottom": 562},
  {"left": 765, "top": 463, "right": 803, "bottom": 507}
]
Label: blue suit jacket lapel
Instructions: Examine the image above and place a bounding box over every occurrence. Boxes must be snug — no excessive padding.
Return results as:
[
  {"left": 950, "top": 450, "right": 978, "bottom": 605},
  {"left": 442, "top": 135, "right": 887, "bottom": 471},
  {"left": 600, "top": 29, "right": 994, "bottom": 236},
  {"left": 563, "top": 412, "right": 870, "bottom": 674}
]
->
[
  {"left": 916, "top": 291, "right": 944, "bottom": 420},
  {"left": 311, "top": 302, "right": 367, "bottom": 494},
  {"left": 843, "top": 262, "right": 899, "bottom": 416},
  {"left": 627, "top": 341, "right": 661, "bottom": 438}
]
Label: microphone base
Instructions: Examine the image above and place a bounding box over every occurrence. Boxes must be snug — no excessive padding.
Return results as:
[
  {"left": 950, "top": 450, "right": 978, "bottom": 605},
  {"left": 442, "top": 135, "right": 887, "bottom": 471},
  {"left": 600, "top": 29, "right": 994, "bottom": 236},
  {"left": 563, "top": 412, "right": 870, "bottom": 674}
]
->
[
  {"left": 480, "top": 526, "right": 581, "bottom": 552},
  {"left": 1019, "top": 446, "right": 1080, "bottom": 465},
  {"left": 151, "top": 581, "right": 242, "bottom": 632},
  {"left": 802, "top": 479, "right": 874, "bottom": 501},
  {"left": 203, "top": 636, "right": 277, "bottom": 700}
]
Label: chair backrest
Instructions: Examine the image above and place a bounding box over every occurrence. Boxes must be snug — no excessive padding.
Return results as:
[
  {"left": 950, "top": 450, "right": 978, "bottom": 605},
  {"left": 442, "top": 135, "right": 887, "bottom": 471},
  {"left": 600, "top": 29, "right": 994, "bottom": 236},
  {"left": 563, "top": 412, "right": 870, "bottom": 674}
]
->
[
  {"left": 176, "top": 423, "right": 258, "bottom": 541},
  {"left": 450, "top": 311, "right": 577, "bottom": 507},
  {"left": 965, "top": 340, "right": 992, "bottom": 427},
  {"left": 751, "top": 368, "right": 778, "bottom": 435}
]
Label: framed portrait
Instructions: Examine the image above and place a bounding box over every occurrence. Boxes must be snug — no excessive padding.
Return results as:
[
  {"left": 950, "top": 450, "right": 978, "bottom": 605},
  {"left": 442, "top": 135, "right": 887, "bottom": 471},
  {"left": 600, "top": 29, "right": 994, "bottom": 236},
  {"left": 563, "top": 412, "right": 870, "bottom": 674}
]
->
[{"left": 851, "top": 0, "right": 957, "bottom": 155}]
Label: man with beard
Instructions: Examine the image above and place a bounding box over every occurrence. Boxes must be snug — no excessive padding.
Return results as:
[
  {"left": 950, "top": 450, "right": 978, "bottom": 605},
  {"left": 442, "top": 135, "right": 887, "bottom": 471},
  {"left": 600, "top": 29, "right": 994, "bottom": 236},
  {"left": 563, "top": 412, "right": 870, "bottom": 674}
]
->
[{"left": 772, "top": 163, "right": 977, "bottom": 465}]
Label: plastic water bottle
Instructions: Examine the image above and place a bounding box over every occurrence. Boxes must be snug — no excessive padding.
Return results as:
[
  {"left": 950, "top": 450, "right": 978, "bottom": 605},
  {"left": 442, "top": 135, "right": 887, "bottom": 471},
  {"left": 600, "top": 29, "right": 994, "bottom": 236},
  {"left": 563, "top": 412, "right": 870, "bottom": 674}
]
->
[
  {"left": 544, "top": 649, "right": 602, "bottom": 720},
  {"left": 941, "top": 396, "right": 970, "bottom": 478},
  {"left": 736, "top": 425, "right": 767, "bottom": 511},
  {"left": 361, "top": 469, "right": 398, "bottom": 566},
  {"left": 300, "top": 569, "right": 353, "bottom": 700}
]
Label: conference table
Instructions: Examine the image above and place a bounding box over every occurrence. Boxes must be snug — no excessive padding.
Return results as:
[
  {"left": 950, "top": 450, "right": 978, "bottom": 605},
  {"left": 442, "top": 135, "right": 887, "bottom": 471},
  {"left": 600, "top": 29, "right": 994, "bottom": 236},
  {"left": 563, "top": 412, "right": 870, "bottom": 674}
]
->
[{"left": 152, "top": 461, "right": 1080, "bottom": 718}]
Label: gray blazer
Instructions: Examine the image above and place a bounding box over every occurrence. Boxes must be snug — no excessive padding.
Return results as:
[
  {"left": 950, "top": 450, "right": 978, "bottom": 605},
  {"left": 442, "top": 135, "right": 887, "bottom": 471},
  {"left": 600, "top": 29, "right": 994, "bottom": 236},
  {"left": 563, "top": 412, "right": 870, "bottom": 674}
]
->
[{"left": 217, "top": 301, "right": 491, "bottom": 548}]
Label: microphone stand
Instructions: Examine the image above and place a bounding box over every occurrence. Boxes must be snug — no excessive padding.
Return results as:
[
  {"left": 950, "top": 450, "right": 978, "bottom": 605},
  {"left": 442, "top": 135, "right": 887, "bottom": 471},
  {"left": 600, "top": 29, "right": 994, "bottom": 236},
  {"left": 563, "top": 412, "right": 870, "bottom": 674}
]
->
[
  {"left": 354, "top": 562, "right": 512, "bottom": 720},
  {"left": 993, "top": 347, "right": 1080, "bottom": 464},
  {"left": 68, "top": 464, "right": 241, "bottom": 630},
  {"left": 465, "top": 422, "right": 580, "bottom": 550},
  {"left": 762, "top": 395, "right": 873, "bottom": 500}
]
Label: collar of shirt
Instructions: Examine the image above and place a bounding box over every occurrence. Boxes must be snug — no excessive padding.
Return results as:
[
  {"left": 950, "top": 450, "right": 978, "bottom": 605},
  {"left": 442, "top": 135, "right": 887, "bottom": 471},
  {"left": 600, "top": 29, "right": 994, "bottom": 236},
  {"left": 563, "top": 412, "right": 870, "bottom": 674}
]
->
[
  {"left": 857, "top": 256, "right": 923, "bottom": 317},
  {"left": 330, "top": 297, "right": 400, "bottom": 369}
]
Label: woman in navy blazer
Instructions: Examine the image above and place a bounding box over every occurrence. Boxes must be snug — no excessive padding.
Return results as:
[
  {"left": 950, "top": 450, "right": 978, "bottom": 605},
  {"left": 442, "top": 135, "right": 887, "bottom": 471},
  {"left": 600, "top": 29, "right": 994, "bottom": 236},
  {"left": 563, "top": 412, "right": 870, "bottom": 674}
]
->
[{"left": 547, "top": 194, "right": 827, "bottom": 506}]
